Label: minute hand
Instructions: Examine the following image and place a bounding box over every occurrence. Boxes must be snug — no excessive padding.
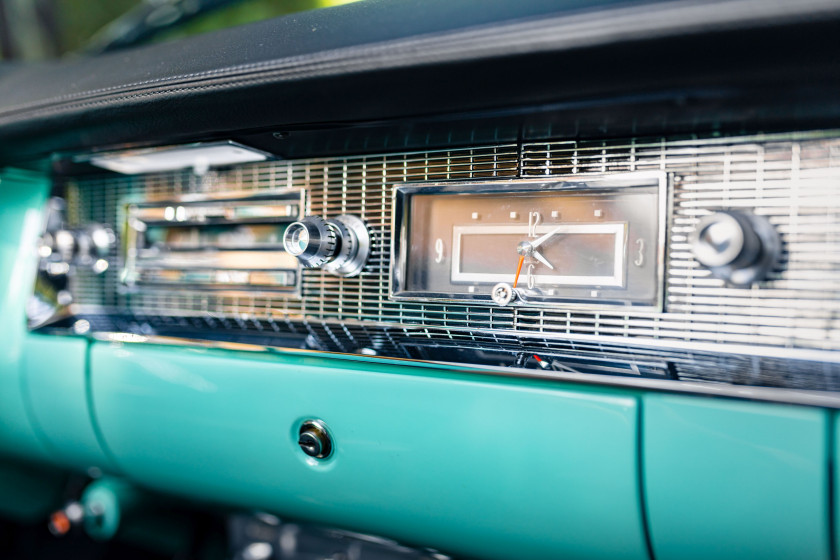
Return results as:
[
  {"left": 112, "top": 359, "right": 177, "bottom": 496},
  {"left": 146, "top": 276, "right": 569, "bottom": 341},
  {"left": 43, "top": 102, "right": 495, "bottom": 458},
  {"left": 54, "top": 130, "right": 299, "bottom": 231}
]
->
[{"left": 530, "top": 224, "right": 565, "bottom": 249}]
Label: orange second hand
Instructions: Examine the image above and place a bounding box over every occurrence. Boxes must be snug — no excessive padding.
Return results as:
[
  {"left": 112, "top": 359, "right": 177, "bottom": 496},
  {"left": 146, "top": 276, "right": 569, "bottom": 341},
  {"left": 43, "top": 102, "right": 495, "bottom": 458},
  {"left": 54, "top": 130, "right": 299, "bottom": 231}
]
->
[{"left": 513, "top": 255, "right": 525, "bottom": 288}]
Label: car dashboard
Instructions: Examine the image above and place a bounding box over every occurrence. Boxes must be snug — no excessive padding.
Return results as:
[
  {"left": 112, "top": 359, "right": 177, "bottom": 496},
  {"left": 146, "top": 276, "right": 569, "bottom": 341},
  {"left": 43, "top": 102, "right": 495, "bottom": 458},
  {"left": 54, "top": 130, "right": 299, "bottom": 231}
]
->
[{"left": 1, "top": 1, "right": 840, "bottom": 559}]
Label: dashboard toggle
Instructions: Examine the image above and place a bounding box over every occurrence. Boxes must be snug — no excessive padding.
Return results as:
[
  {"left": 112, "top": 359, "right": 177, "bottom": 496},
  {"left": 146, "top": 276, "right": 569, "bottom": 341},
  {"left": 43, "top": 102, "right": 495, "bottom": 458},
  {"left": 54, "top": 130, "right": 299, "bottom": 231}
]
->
[{"left": 283, "top": 214, "right": 371, "bottom": 277}]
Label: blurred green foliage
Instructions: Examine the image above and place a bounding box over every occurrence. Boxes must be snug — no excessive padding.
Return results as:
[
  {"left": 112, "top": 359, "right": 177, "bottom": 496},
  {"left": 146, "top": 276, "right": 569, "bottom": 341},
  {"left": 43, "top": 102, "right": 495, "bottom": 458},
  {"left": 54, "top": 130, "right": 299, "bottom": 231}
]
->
[
  {"left": 55, "top": 0, "right": 139, "bottom": 54},
  {"left": 1, "top": 0, "right": 361, "bottom": 60},
  {"left": 155, "top": 0, "right": 360, "bottom": 45}
]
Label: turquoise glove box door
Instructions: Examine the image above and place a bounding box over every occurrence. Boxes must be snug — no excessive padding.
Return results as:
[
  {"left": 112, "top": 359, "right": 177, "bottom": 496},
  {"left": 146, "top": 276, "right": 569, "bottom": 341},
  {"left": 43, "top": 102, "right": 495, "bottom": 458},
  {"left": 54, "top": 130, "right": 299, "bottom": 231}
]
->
[
  {"left": 644, "top": 394, "right": 830, "bottom": 560},
  {"left": 23, "top": 334, "right": 117, "bottom": 472},
  {"left": 91, "top": 343, "right": 649, "bottom": 560}
]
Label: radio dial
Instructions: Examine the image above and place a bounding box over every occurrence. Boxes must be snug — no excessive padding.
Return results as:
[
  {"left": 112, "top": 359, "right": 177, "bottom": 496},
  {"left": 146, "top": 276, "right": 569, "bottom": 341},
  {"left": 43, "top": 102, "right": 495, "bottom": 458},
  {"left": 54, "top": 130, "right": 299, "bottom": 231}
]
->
[
  {"left": 283, "top": 214, "right": 371, "bottom": 277},
  {"left": 283, "top": 216, "right": 337, "bottom": 268}
]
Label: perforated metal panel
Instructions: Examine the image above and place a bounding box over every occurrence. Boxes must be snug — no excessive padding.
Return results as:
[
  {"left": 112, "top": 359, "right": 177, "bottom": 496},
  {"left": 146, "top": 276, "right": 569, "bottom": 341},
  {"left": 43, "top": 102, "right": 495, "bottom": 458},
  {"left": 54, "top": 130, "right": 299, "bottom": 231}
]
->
[{"left": 63, "top": 132, "right": 840, "bottom": 389}]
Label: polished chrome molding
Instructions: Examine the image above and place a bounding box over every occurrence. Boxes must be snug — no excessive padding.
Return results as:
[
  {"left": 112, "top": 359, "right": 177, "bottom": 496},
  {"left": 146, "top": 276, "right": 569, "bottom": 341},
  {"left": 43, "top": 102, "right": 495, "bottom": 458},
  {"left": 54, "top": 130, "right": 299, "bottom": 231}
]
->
[{"left": 86, "top": 332, "right": 840, "bottom": 409}]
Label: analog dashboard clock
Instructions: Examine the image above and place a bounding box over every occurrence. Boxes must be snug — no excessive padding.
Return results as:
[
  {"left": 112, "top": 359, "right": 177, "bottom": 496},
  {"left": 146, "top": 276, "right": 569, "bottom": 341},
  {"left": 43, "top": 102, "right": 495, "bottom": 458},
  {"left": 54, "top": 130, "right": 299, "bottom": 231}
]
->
[{"left": 391, "top": 172, "right": 668, "bottom": 310}]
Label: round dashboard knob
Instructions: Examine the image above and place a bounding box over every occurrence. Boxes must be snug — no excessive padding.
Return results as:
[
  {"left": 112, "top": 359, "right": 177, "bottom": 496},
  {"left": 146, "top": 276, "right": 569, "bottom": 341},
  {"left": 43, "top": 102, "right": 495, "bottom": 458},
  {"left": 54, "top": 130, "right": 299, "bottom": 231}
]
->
[
  {"left": 692, "top": 211, "right": 757, "bottom": 268},
  {"left": 283, "top": 216, "right": 337, "bottom": 268},
  {"left": 690, "top": 210, "right": 781, "bottom": 287},
  {"left": 283, "top": 214, "right": 371, "bottom": 277}
]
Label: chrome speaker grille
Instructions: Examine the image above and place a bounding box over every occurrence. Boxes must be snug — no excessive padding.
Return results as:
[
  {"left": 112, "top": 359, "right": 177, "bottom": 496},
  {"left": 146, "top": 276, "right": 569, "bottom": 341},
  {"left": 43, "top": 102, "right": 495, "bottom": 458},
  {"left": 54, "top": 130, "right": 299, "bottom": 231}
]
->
[{"left": 64, "top": 132, "right": 840, "bottom": 390}]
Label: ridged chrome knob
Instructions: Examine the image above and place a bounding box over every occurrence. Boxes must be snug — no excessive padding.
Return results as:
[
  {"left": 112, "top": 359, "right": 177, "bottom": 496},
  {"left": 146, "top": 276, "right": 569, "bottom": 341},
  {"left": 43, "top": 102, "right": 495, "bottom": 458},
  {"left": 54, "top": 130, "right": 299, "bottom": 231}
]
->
[
  {"left": 283, "top": 214, "right": 371, "bottom": 277},
  {"left": 283, "top": 216, "right": 337, "bottom": 268}
]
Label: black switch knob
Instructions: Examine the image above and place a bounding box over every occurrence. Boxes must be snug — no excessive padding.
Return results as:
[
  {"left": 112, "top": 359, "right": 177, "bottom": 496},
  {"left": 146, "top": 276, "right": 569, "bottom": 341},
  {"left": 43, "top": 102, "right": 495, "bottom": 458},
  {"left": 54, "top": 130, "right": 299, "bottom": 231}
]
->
[
  {"left": 690, "top": 210, "right": 781, "bottom": 287},
  {"left": 298, "top": 420, "right": 332, "bottom": 459}
]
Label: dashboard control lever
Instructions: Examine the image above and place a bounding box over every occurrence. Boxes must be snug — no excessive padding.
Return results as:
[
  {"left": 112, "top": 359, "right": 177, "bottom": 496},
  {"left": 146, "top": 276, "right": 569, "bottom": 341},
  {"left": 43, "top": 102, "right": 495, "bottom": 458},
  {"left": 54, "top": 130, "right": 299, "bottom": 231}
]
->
[{"left": 284, "top": 214, "right": 370, "bottom": 277}]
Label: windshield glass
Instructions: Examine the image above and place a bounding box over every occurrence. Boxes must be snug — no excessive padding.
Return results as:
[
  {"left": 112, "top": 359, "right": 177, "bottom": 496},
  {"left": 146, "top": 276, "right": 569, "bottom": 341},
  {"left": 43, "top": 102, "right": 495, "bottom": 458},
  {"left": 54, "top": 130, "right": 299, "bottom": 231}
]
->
[{"left": 0, "top": 0, "right": 361, "bottom": 60}]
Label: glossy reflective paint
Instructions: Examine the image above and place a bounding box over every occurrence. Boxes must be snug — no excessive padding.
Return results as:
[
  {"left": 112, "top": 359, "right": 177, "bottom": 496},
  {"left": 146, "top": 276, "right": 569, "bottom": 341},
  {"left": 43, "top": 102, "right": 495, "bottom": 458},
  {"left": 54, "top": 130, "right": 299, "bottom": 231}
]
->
[
  {"left": 644, "top": 394, "right": 830, "bottom": 560},
  {"left": 0, "top": 169, "right": 52, "bottom": 462},
  {"left": 834, "top": 412, "right": 840, "bottom": 560},
  {"left": 24, "top": 334, "right": 117, "bottom": 472},
  {"left": 91, "top": 342, "right": 648, "bottom": 560}
]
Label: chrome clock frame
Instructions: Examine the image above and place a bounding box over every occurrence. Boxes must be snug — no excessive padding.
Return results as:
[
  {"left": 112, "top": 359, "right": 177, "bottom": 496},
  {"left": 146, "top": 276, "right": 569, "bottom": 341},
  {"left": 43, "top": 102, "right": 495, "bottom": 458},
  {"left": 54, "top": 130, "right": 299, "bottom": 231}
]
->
[{"left": 390, "top": 172, "right": 669, "bottom": 311}]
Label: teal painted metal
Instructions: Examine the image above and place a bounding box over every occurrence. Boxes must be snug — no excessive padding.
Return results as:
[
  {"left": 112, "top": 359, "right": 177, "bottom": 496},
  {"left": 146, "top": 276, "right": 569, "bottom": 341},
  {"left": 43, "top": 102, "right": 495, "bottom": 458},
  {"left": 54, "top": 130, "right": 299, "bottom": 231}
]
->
[
  {"left": 0, "top": 168, "right": 53, "bottom": 462},
  {"left": 91, "top": 342, "right": 648, "bottom": 560},
  {"left": 23, "top": 335, "right": 118, "bottom": 472},
  {"left": 644, "top": 394, "right": 830, "bottom": 560},
  {"left": 834, "top": 413, "right": 840, "bottom": 560}
]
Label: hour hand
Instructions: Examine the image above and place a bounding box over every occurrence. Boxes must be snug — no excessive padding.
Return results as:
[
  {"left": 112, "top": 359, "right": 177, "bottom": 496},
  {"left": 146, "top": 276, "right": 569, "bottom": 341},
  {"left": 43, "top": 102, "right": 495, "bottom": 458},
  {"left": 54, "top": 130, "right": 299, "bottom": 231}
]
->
[{"left": 532, "top": 250, "right": 554, "bottom": 270}]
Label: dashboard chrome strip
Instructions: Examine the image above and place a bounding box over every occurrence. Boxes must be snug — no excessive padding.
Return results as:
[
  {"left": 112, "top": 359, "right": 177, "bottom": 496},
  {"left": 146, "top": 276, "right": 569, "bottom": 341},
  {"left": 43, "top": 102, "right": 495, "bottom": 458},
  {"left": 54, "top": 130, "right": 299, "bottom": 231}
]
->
[
  {"left": 88, "top": 332, "right": 840, "bottom": 409},
  {"left": 64, "top": 303, "right": 840, "bottom": 366}
]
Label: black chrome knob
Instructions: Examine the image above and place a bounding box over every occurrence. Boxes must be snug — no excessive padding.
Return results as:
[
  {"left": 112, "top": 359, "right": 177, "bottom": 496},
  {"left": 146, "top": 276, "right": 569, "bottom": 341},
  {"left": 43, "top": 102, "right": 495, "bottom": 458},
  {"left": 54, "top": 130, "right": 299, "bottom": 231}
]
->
[
  {"left": 690, "top": 210, "right": 781, "bottom": 287},
  {"left": 298, "top": 420, "right": 332, "bottom": 459},
  {"left": 283, "top": 214, "right": 371, "bottom": 277}
]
